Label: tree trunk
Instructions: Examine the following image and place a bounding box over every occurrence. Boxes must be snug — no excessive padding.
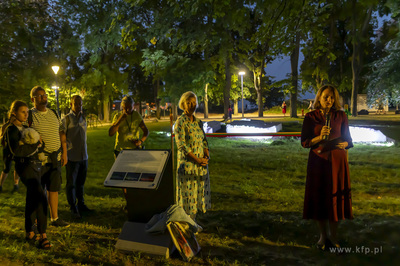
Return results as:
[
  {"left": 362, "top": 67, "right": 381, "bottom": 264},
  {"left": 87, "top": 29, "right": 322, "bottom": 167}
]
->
[
  {"left": 98, "top": 101, "right": 102, "bottom": 121},
  {"left": 174, "top": 103, "right": 178, "bottom": 121},
  {"left": 204, "top": 83, "right": 209, "bottom": 119},
  {"left": 350, "top": 1, "right": 372, "bottom": 117},
  {"left": 155, "top": 78, "right": 161, "bottom": 119},
  {"left": 234, "top": 99, "right": 238, "bottom": 115},
  {"left": 170, "top": 102, "right": 176, "bottom": 121},
  {"left": 103, "top": 96, "right": 110, "bottom": 122},
  {"left": 224, "top": 56, "right": 231, "bottom": 121},
  {"left": 351, "top": 0, "right": 359, "bottom": 117},
  {"left": 351, "top": 41, "right": 359, "bottom": 117},
  {"left": 253, "top": 71, "right": 263, "bottom": 117},
  {"left": 290, "top": 32, "right": 300, "bottom": 118},
  {"left": 257, "top": 88, "right": 263, "bottom": 117}
]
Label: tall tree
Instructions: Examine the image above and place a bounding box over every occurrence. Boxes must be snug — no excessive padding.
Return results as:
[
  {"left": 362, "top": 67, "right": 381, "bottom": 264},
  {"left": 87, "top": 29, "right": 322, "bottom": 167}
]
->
[
  {"left": 367, "top": 1, "right": 400, "bottom": 108},
  {"left": 60, "top": 0, "right": 129, "bottom": 122},
  {"left": 0, "top": 0, "right": 56, "bottom": 115},
  {"left": 121, "top": 0, "right": 249, "bottom": 120},
  {"left": 349, "top": 0, "right": 374, "bottom": 116},
  {"left": 282, "top": 0, "right": 321, "bottom": 118},
  {"left": 301, "top": 1, "right": 343, "bottom": 92},
  {"left": 300, "top": 0, "right": 385, "bottom": 114},
  {"left": 239, "top": 0, "right": 288, "bottom": 117}
]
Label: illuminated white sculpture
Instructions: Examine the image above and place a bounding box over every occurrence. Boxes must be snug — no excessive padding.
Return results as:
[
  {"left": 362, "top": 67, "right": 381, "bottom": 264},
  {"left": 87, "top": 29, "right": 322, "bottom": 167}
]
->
[
  {"left": 226, "top": 119, "right": 282, "bottom": 138},
  {"left": 349, "top": 126, "right": 389, "bottom": 143}
]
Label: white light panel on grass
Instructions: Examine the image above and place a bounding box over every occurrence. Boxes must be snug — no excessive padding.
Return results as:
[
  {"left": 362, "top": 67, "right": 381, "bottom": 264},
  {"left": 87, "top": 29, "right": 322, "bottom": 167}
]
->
[
  {"left": 349, "top": 126, "right": 392, "bottom": 144},
  {"left": 226, "top": 120, "right": 282, "bottom": 139}
]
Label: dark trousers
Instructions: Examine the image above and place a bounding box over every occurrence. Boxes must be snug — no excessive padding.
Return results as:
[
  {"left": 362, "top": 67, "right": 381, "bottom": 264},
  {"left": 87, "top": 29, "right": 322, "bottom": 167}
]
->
[
  {"left": 16, "top": 159, "right": 48, "bottom": 234},
  {"left": 66, "top": 160, "right": 88, "bottom": 209}
]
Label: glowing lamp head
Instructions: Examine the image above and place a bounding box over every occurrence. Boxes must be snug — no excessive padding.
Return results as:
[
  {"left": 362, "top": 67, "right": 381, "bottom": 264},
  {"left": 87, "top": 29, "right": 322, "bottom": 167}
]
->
[
  {"left": 52, "top": 65, "right": 60, "bottom": 75},
  {"left": 238, "top": 71, "right": 245, "bottom": 76}
]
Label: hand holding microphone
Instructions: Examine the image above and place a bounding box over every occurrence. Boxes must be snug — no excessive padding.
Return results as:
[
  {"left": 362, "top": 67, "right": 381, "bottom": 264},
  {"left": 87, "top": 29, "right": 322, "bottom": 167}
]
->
[{"left": 321, "top": 113, "right": 331, "bottom": 141}]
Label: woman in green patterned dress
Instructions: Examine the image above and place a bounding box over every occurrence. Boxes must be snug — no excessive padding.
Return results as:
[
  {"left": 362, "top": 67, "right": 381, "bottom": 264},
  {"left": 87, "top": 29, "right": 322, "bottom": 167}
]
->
[{"left": 174, "top": 91, "right": 211, "bottom": 219}]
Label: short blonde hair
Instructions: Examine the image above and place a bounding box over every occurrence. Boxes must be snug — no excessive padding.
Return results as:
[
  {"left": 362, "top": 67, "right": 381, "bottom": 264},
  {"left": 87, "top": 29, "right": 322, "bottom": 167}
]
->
[
  {"left": 178, "top": 91, "right": 198, "bottom": 111},
  {"left": 314, "top": 84, "right": 341, "bottom": 110}
]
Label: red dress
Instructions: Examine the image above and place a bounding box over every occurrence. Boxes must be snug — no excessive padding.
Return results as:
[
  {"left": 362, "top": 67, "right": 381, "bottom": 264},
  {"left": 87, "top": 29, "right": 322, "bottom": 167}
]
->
[{"left": 301, "top": 109, "right": 353, "bottom": 221}]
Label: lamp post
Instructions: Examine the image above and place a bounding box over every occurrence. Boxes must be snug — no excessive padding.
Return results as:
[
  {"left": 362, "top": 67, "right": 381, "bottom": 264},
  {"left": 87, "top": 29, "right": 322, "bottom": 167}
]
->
[
  {"left": 239, "top": 71, "right": 245, "bottom": 118},
  {"left": 52, "top": 65, "right": 60, "bottom": 115}
]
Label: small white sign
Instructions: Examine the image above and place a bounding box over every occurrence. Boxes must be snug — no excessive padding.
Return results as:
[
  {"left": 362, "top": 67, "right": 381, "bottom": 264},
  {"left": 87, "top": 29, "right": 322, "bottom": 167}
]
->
[{"left": 104, "top": 150, "right": 169, "bottom": 189}]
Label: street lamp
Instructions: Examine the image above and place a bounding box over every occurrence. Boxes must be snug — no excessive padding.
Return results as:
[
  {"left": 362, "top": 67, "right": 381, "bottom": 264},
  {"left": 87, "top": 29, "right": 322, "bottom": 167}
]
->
[
  {"left": 238, "top": 71, "right": 245, "bottom": 118},
  {"left": 52, "top": 65, "right": 60, "bottom": 115}
]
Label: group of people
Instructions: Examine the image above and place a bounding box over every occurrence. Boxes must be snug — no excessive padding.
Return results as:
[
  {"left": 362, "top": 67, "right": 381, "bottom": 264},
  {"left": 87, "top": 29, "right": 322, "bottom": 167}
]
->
[
  {"left": 0, "top": 86, "right": 91, "bottom": 249},
  {"left": 1, "top": 84, "right": 352, "bottom": 252},
  {"left": 112, "top": 86, "right": 351, "bottom": 253},
  {"left": 0, "top": 89, "right": 212, "bottom": 249},
  {"left": 108, "top": 93, "right": 210, "bottom": 220}
]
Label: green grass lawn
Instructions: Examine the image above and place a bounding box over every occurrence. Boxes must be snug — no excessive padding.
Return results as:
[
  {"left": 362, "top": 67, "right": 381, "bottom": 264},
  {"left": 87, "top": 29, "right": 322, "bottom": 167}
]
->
[{"left": 0, "top": 119, "right": 399, "bottom": 265}]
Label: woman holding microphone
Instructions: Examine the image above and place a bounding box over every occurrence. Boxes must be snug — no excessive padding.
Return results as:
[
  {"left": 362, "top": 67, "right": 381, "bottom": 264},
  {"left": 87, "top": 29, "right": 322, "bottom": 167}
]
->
[{"left": 301, "top": 85, "right": 353, "bottom": 251}]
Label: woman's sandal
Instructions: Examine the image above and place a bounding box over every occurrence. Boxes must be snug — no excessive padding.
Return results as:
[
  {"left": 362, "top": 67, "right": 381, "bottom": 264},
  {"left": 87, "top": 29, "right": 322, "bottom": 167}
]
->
[
  {"left": 38, "top": 238, "right": 51, "bottom": 249},
  {"left": 25, "top": 233, "right": 40, "bottom": 243}
]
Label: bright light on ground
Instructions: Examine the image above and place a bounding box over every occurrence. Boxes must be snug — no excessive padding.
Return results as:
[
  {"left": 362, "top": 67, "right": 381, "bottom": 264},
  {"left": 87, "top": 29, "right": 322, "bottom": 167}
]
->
[
  {"left": 170, "top": 123, "right": 395, "bottom": 146},
  {"left": 226, "top": 120, "right": 282, "bottom": 139},
  {"left": 349, "top": 126, "right": 390, "bottom": 143}
]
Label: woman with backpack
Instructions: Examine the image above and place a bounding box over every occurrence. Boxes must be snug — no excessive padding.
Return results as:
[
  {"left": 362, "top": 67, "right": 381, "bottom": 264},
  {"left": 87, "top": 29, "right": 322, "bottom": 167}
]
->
[{"left": 4, "top": 100, "right": 51, "bottom": 249}]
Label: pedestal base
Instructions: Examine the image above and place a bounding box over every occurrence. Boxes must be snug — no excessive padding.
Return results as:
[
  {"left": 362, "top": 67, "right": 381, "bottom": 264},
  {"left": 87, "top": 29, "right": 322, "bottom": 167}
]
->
[{"left": 115, "top": 221, "right": 174, "bottom": 258}]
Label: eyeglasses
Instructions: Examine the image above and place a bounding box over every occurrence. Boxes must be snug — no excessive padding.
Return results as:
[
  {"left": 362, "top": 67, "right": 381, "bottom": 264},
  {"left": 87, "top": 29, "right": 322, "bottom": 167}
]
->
[{"left": 33, "top": 94, "right": 48, "bottom": 99}]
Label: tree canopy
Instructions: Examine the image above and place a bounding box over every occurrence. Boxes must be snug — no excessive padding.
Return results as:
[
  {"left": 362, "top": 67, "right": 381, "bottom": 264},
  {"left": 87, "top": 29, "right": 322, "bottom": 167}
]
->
[{"left": 0, "top": 0, "right": 396, "bottom": 120}]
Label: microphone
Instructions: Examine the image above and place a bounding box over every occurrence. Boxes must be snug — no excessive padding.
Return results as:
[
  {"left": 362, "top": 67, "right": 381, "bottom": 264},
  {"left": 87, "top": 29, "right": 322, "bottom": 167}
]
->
[{"left": 322, "top": 113, "right": 331, "bottom": 140}]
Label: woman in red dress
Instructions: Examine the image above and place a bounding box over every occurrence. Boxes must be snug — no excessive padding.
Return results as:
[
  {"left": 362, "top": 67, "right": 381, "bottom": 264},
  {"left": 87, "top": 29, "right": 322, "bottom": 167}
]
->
[
  {"left": 301, "top": 85, "right": 353, "bottom": 250},
  {"left": 282, "top": 101, "right": 287, "bottom": 116}
]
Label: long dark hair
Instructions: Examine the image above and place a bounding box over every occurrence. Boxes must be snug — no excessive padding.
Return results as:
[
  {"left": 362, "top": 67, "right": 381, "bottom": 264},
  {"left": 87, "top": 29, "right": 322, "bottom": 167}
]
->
[{"left": 8, "top": 100, "right": 28, "bottom": 120}]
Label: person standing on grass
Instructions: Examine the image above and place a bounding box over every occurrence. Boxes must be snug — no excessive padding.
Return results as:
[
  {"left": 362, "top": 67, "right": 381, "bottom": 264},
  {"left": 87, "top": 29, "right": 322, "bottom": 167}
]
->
[
  {"left": 29, "top": 86, "right": 69, "bottom": 227},
  {"left": 109, "top": 96, "right": 149, "bottom": 203},
  {"left": 62, "top": 95, "right": 91, "bottom": 219},
  {"left": 144, "top": 106, "right": 149, "bottom": 120},
  {"left": 301, "top": 84, "right": 353, "bottom": 251},
  {"left": 282, "top": 101, "right": 287, "bottom": 117},
  {"left": 174, "top": 91, "right": 211, "bottom": 219},
  {"left": 1, "top": 118, "right": 20, "bottom": 193},
  {"left": 308, "top": 100, "right": 313, "bottom": 112},
  {"left": 4, "top": 100, "right": 51, "bottom": 249}
]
